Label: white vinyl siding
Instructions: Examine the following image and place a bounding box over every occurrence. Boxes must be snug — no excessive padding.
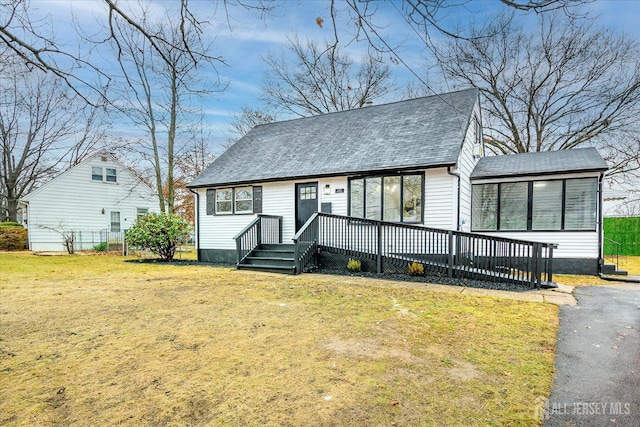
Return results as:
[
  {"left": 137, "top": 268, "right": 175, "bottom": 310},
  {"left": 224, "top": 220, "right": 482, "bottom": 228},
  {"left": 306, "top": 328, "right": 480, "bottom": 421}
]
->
[
  {"left": 479, "top": 231, "right": 599, "bottom": 259},
  {"left": 21, "top": 153, "right": 157, "bottom": 251},
  {"left": 197, "top": 177, "right": 350, "bottom": 251},
  {"left": 424, "top": 168, "right": 457, "bottom": 230}
]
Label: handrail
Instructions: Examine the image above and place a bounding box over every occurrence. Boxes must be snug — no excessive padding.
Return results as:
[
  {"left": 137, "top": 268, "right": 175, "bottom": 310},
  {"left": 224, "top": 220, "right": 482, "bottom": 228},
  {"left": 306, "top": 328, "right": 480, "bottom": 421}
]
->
[
  {"left": 293, "top": 212, "right": 557, "bottom": 287},
  {"left": 293, "top": 212, "right": 319, "bottom": 274},
  {"left": 234, "top": 215, "right": 283, "bottom": 265},
  {"left": 233, "top": 216, "right": 261, "bottom": 241},
  {"left": 603, "top": 237, "right": 622, "bottom": 272}
]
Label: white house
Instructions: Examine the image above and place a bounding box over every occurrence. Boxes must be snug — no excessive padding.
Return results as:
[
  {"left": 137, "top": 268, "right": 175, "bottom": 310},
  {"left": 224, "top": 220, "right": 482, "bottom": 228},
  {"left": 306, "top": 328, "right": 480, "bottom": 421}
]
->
[
  {"left": 188, "top": 88, "right": 609, "bottom": 276},
  {"left": 20, "top": 151, "right": 158, "bottom": 252}
]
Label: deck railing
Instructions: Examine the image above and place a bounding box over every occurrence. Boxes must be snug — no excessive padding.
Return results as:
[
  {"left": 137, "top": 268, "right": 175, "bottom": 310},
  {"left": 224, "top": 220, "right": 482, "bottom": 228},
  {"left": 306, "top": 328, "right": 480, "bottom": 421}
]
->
[
  {"left": 293, "top": 212, "right": 557, "bottom": 288},
  {"left": 233, "top": 215, "right": 283, "bottom": 264}
]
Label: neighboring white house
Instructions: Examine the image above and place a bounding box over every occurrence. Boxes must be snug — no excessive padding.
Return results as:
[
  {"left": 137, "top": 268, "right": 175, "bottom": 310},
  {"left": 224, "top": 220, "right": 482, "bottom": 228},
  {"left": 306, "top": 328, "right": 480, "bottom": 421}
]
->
[
  {"left": 19, "top": 151, "right": 158, "bottom": 252},
  {"left": 188, "top": 88, "right": 609, "bottom": 275}
]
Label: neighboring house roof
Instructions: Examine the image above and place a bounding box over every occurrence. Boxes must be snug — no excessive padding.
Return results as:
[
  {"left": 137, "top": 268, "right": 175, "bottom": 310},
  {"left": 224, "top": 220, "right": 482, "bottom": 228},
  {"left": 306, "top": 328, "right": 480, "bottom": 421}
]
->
[
  {"left": 21, "top": 150, "right": 155, "bottom": 201},
  {"left": 189, "top": 88, "right": 480, "bottom": 188},
  {"left": 470, "top": 147, "right": 608, "bottom": 180}
]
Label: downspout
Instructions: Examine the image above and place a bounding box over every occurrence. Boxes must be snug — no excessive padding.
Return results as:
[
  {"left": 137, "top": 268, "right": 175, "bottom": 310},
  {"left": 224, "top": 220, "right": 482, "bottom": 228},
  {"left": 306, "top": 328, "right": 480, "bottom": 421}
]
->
[
  {"left": 188, "top": 188, "right": 200, "bottom": 262},
  {"left": 597, "top": 172, "right": 604, "bottom": 275},
  {"left": 447, "top": 166, "right": 461, "bottom": 231}
]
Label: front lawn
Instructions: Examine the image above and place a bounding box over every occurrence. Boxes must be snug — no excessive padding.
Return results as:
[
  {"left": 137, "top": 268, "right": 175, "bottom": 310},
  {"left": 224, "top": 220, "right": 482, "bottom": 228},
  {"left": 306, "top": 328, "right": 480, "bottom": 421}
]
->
[{"left": 0, "top": 252, "right": 557, "bottom": 426}]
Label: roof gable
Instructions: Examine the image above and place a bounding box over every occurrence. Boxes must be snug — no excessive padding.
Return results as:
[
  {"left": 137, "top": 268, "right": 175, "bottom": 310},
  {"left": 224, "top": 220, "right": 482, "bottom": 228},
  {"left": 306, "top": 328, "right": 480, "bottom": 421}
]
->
[
  {"left": 470, "top": 148, "right": 608, "bottom": 180},
  {"left": 190, "top": 88, "right": 479, "bottom": 187},
  {"left": 21, "top": 150, "right": 155, "bottom": 201}
]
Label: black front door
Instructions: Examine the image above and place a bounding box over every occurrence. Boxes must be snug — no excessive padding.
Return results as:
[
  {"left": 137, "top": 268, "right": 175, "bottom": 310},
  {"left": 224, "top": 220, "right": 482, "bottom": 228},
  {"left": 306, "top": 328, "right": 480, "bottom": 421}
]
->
[{"left": 296, "top": 182, "right": 318, "bottom": 231}]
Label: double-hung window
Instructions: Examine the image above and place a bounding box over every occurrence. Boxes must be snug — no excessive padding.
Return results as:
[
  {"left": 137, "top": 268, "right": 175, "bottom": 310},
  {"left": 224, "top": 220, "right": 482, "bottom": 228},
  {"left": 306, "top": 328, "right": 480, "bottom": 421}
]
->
[
  {"left": 350, "top": 173, "right": 423, "bottom": 223},
  {"left": 92, "top": 167, "right": 117, "bottom": 183},
  {"left": 92, "top": 167, "right": 103, "bottom": 181},
  {"left": 234, "top": 188, "right": 253, "bottom": 213},
  {"left": 106, "top": 168, "right": 117, "bottom": 183},
  {"left": 215, "top": 189, "right": 233, "bottom": 214},
  {"left": 206, "top": 186, "right": 261, "bottom": 215}
]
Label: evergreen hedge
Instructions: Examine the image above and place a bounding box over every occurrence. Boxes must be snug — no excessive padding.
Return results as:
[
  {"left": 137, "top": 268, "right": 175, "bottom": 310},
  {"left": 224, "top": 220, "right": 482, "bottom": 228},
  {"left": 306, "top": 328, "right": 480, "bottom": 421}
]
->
[{"left": 604, "top": 217, "right": 640, "bottom": 256}]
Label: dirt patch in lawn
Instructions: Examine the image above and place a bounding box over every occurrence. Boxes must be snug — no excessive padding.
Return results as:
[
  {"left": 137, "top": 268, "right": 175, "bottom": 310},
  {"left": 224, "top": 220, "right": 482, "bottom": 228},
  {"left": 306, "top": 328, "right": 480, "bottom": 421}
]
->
[{"left": 1, "top": 252, "right": 557, "bottom": 426}]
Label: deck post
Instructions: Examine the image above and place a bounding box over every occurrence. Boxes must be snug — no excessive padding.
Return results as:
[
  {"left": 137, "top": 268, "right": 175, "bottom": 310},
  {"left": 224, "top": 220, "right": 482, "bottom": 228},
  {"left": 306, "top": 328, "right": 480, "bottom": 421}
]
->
[
  {"left": 447, "top": 230, "right": 454, "bottom": 278},
  {"left": 547, "top": 244, "right": 556, "bottom": 283},
  {"left": 256, "top": 216, "right": 262, "bottom": 247},
  {"left": 376, "top": 221, "right": 382, "bottom": 273}
]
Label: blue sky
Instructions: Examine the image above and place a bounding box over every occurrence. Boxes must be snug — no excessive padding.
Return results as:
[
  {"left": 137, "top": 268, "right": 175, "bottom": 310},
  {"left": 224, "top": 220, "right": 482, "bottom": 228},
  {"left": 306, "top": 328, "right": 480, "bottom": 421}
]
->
[{"left": 29, "top": 0, "right": 640, "bottom": 152}]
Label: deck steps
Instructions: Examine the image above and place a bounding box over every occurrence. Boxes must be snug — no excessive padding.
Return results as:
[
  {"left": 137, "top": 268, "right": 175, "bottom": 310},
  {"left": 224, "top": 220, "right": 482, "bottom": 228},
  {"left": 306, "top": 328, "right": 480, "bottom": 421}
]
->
[
  {"left": 237, "top": 244, "right": 296, "bottom": 274},
  {"left": 601, "top": 263, "right": 628, "bottom": 276}
]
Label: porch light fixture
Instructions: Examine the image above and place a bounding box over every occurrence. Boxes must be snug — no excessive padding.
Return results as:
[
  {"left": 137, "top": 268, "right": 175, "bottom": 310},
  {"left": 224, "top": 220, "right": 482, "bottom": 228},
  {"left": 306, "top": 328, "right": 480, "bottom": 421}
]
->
[
  {"left": 101, "top": 208, "right": 105, "bottom": 214},
  {"left": 324, "top": 184, "right": 331, "bottom": 195}
]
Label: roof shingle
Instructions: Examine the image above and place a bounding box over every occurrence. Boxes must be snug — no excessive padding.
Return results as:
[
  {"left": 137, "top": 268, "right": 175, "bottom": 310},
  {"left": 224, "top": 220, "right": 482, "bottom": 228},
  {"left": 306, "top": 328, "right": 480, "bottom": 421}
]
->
[
  {"left": 189, "top": 88, "right": 479, "bottom": 187},
  {"left": 470, "top": 148, "right": 608, "bottom": 180}
]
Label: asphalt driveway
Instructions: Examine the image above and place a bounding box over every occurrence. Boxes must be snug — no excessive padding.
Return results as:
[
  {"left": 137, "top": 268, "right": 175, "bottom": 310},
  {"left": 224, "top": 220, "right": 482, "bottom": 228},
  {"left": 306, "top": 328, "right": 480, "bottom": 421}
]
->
[{"left": 543, "top": 284, "right": 640, "bottom": 426}]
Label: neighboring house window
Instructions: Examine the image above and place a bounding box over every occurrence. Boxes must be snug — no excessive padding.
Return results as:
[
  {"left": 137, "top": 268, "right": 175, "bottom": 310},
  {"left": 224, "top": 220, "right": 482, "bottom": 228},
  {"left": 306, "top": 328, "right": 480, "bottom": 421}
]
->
[
  {"left": 471, "top": 177, "right": 598, "bottom": 232},
  {"left": 106, "top": 168, "right": 117, "bottom": 183},
  {"left": 110, "top": 211, "right": 121, "bottom": 232},
  {"left": 92, "top": 167, "right": 117, "bottom": 183},
  {"left": 205, "top": 186, "right": 262, "bottom": 215},
  {"left": 92, "top": 167, "right": 103, "bottom": 181},
  {"left": 349, "top": 174, "right": 423, "bottom": 223},
  {"left": 136, "top": 208, "right": 148, "bottom": 220}
]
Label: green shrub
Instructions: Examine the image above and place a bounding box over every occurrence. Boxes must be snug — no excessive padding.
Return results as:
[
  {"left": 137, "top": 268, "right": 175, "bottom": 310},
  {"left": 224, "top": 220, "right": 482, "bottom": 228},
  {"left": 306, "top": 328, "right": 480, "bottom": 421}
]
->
[
  {"left": 0, "top": 221, "right": 23, "bottom": 229},
  {"left": 408, "top": 261, "right": 425, "bottom": 276},
  {"left": 346, "top": 258, "right": 362, "bottom": 273},
  {"left": 93, "top": 242, "right": 108, "bottom": 252},
  {"left": 0, "top": 227, "right": 27, "bottom": 250},
  {"left": 125, "top": 213, "right": 190, "bottom": 261}
]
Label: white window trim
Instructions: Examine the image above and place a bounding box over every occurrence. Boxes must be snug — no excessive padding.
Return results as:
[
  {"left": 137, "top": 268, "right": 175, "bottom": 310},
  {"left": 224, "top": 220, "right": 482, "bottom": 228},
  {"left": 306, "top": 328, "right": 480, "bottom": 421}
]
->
[
  {"left": 234, "top": 187, "right": 253, "bottom": 214},
  {"left": 215, "top": 188, "right": 233, "bottom": 215}
]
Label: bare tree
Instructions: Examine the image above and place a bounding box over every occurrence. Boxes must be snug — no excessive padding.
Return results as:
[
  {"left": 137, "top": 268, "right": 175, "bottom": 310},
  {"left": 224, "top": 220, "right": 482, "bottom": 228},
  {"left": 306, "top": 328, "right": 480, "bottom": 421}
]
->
[
  {"left": 427, "top": 11, "right": 640, "bottom": 168},
  {"left": 262, "top": 36, "right": 394, "bottom": 117},
  {"left": 174, "top": 124, "right": 218, "bottom": 223},
  {"left": 107, "top": 4, "right": 226, "bottom": 214},
  {"left": 0, "top": 52, "right": 104, "bottom": 222},
  {"left": 226, "top": 107, "right": 277, "bottom": 146}
]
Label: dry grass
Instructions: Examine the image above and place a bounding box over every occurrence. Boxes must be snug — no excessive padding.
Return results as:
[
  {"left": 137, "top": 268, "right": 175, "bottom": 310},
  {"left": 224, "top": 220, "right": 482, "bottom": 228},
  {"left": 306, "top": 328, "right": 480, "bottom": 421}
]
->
[
  {"left": 1, "top": 252, "right": 557, "bottom": 426},
  {"left": 554, "top": 256, "right": 640, "bottom": 286}
]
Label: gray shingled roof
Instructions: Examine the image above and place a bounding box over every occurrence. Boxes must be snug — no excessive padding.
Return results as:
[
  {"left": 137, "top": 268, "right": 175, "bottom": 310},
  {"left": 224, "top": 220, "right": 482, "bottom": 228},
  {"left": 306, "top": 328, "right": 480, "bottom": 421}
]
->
[
  {"left": 470, "top": 147, "right": 608, "bottom": 180},
  {"left": 189, "top": 88, "right": 479, "bottom": 188}
]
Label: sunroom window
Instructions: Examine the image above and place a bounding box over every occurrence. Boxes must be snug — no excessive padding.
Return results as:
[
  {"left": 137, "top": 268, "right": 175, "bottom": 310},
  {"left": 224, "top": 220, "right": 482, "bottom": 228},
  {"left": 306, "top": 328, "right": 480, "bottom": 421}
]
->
[
  {"left": 350, "top": 174, "right": 423, "bottom": 223},
  {"left": 471, "top": 177, "right": 598, "bottom": 232}
]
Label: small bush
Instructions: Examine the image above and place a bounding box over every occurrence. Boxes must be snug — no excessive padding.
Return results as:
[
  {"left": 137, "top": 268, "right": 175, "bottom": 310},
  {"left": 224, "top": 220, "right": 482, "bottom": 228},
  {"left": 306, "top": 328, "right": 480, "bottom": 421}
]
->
[
  {"left": 125, "top": 213, "right": 190, "bottom": 261},
  {"left": 346, "top": 258, "right": 362, "bottom": 273},
  {"left": 408, "top": 261, "right": 425, "bottom": 276},
  {"left": 0, "top": 227, "right": 28, "bottom": 250},
  {"left": 93, "top": 242, "right": 108, "bottom": 252},
  {"left": 0, "top": 221, "right": 23, "bottom": 229}
]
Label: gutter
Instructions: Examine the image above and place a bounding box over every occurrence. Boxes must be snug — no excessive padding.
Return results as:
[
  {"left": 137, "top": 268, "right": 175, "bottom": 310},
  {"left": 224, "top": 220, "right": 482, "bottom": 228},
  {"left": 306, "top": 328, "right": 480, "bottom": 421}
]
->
[
  {"left": 188, "top": 187, "right": 200, "bottom": 261},
  {"left": 447, "top": 166, "right": 461, "bottom": 231}
]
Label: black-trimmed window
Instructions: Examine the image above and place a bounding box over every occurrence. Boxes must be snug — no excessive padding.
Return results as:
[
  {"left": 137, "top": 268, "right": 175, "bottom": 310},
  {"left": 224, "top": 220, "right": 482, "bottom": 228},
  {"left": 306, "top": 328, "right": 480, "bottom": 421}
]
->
[
  {"left": 205, "top": 186, "right": 262, "bottom": 215},
  {"left": 472, "top": 177, "right": 598, "bottom": 232},
  {"left": 349, "top": 174, "right": 423, "bottom": 223}
]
